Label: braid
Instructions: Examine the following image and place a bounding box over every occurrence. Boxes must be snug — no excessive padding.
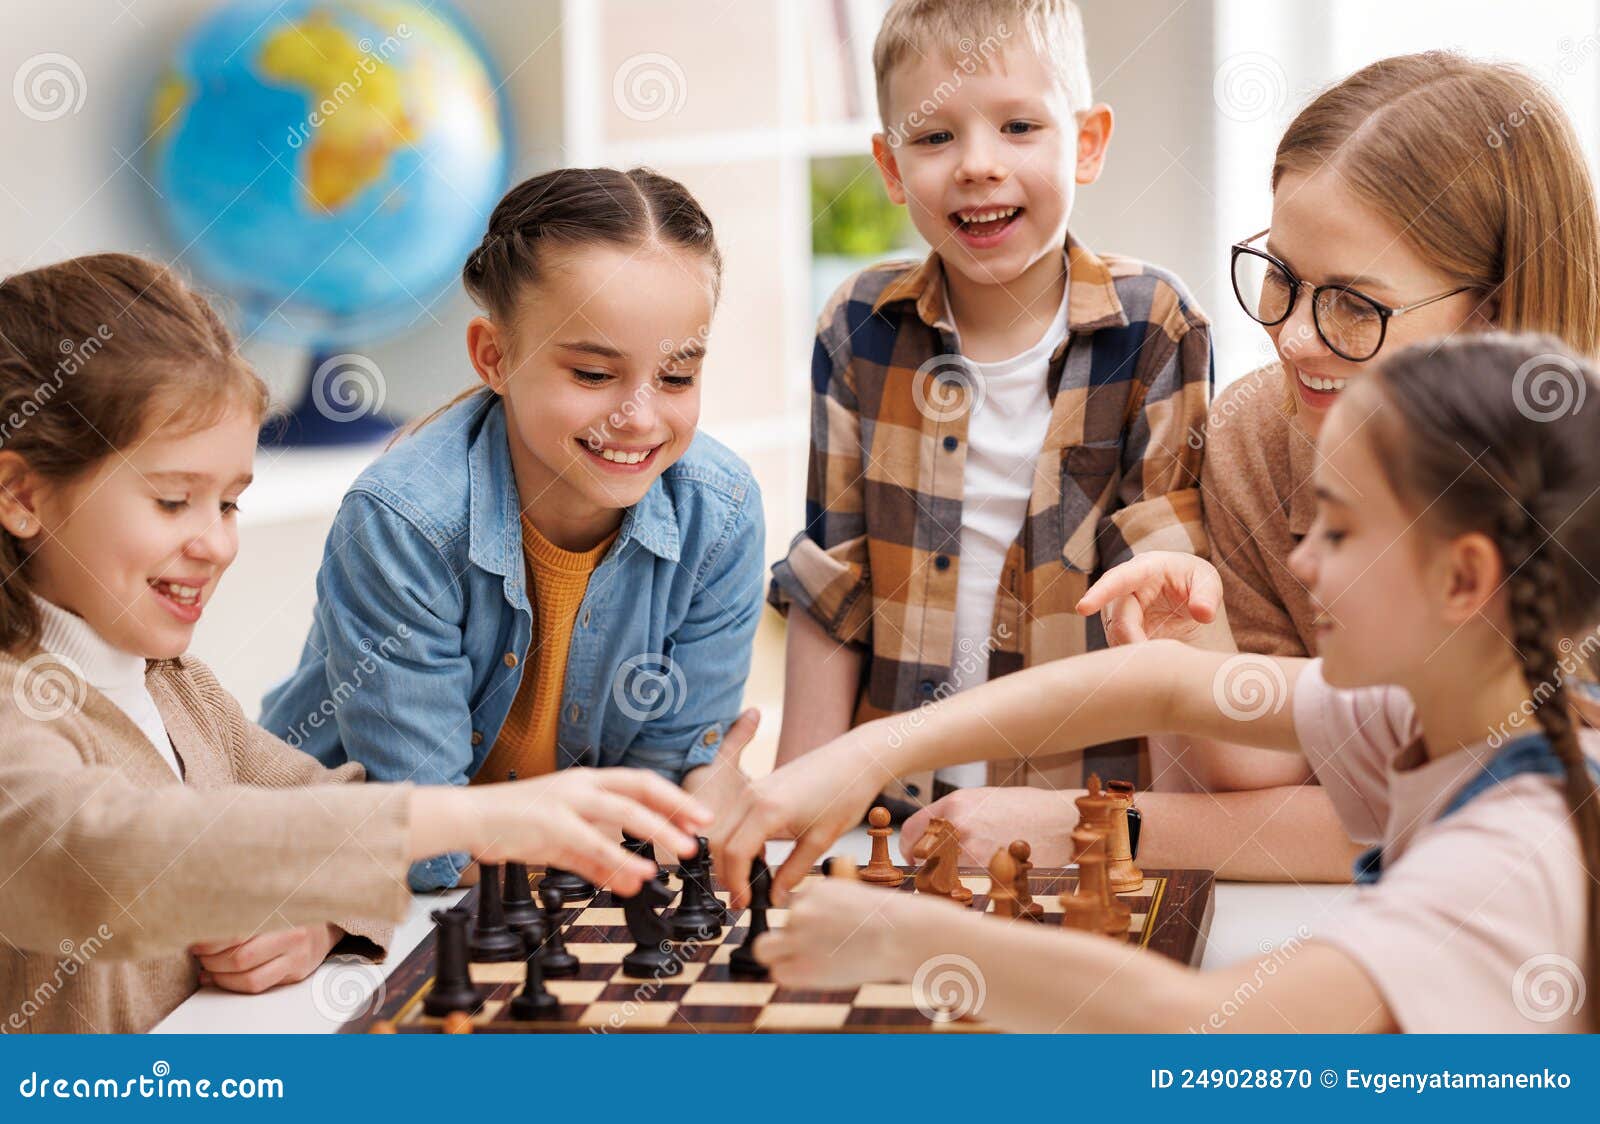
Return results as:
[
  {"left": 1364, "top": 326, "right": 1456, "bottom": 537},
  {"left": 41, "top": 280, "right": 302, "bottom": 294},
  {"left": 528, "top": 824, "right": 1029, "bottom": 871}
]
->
[{"left": 1500, "top": 500, "right": 1600, "bottom": 1032}]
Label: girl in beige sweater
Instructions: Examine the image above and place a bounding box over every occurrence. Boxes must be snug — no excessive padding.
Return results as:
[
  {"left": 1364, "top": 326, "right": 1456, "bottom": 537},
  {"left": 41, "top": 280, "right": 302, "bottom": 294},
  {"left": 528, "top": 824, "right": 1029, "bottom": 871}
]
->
[{"left": 0, "top": 254, "right": 709, "bottom": 1033}]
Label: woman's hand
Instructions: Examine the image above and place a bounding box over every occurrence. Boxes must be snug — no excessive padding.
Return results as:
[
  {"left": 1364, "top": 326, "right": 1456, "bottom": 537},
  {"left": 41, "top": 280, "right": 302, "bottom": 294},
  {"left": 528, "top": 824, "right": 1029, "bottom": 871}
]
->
[
  {"left": 1076, "top": 552, "right": 1234, "bottom": 650},
  {"left": 408, "top": 768, "right": 711, "bottom": 897},
  {"left": 901, "top": 786, "right": 1079, "bottom": 866},
  {"left": 191, "top": 923, "right": 341, "bottom": 993}
]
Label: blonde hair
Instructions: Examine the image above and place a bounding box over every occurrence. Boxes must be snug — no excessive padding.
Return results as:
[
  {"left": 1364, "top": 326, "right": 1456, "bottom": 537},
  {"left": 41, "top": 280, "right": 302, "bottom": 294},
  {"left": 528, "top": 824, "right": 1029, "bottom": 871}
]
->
[
  {"left": 1273, "top": 51, "right": 1600, "bottom": 357},
  {"left": 872, "top": 0, "right": 1091, "bottom": 127}
]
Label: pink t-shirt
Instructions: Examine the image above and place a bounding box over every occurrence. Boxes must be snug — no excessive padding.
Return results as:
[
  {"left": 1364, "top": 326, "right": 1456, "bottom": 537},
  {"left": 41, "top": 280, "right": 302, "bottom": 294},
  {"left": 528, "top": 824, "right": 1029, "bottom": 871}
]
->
[{"left": 1293, "top": 660, "right": 1594, "bottom": 1033}]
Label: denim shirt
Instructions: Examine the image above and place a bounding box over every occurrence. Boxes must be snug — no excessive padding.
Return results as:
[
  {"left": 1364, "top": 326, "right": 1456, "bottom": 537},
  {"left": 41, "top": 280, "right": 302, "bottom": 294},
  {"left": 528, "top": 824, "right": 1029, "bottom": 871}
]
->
[{"left": 259, "top": 392, "right": 765, "bottom": 891}]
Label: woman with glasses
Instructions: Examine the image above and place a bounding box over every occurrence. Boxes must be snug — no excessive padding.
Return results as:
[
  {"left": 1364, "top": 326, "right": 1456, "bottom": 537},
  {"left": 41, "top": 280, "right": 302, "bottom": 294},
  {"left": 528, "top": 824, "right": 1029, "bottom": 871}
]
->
[{"left": 899, "top": 50, "right": 1600, "bottom": 881}]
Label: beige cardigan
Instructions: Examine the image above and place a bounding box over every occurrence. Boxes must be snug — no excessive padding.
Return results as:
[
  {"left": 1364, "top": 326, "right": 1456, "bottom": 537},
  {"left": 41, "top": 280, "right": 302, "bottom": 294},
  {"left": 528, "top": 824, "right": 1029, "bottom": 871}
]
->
[
  {"left": 1200, "top": 362, "right": 1319, "bottom": 658},
  {"left": 0, "top": 649, "right": 413, "bottom": 1033}
]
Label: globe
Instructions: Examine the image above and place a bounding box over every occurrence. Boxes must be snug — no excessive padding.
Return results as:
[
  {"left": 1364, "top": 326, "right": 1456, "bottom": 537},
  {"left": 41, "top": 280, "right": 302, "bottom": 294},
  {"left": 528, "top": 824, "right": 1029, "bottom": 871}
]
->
[{"left": 145, "top": 0, "right": 509, "bottom": 352}]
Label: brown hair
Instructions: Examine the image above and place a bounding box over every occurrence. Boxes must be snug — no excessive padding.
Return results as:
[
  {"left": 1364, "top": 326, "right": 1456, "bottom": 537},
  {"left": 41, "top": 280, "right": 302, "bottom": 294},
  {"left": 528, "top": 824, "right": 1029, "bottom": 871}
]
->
[
  {"left": 1371, "top": 334, "right": 1600, "bottom": 1030},
  {"left": 1273, "top": 52, "right": 1600, "bottom": 357},
  {"left": 404, "top": 166, "right": 722, "bottom": 438},
  {"left": 0, "top": 253, "right": 266, "bottom": 653}
]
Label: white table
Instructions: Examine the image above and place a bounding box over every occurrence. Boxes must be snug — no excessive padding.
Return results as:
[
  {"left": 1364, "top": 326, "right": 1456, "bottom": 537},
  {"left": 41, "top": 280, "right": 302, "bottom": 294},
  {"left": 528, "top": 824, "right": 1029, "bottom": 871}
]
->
[{"left": 152, "top": 831, "right": 1352, "bottom": 1033}]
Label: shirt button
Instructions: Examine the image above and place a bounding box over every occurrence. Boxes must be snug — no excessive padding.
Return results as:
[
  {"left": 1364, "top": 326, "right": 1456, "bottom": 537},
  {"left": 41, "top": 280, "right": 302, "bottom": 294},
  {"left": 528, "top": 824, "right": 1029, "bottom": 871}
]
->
[
  {"left": 470, "top": 731, "right": 483, "bottom": 747},
  {"left": 503, "top": 652, "right": 518, "bottom": 669},
  {"left": 934, "top": 554, "right": 951, "bottom": 571},
  {"left": 943, "top": 435, "right": 958, "bottom": 452},
  {"left": 581, "top": 611, "right": 591, "bottom": 627},
  {"left": 702, "top": 729, "right": 720, "bottom": 747},
  {"left": 567, "top": 704, "right": 580, "bottom": 722},
  {"left": 919, "top": 679, "right": 936, "bottom": 699}
]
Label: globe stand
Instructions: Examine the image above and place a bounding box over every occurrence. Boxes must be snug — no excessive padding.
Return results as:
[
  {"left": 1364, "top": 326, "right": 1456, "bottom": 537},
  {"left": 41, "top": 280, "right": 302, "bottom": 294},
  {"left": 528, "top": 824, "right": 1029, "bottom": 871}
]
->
[{"left": 259, "top": 351, "right": 399, "bottom": 448}]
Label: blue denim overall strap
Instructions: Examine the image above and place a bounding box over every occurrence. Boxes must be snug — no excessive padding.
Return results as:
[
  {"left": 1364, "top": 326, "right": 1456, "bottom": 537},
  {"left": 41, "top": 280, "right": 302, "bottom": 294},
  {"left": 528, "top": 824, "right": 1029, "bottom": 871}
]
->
[{"left": 1352, "top": 734, "right": 1599, "bottom": 884}]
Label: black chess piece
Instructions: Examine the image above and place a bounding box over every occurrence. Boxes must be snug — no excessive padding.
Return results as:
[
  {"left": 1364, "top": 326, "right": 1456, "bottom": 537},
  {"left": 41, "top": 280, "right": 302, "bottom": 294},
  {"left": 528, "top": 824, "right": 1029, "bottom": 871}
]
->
[
  {"left": 499, "top": 772, "right": 544, "bottom": 934},
  {"left": 537, "top": 884, "right": 580, "bottom": 978},
  {"left": 729, "top": 854, "right": 772, "bottom": 981},
  {"left": 508, "top": 929, "right": 561, "bottom": 1021},
  {"left": 469, "top": 863, "right": 525, "bottom": 962},
  {"left": 501, "top": 860, "right": 543, "bottom": 933},
  {"left": 618, "top": 876, "right": 683, "bottom": 978},
  {"left": 667, "top": 836, "right": 723, "bottom": 943},
  {"left": 540, "top": 867, "right": 595, "bottom": 903},
  {"left": 622, "top": 833, "right": 670, "bottom": 888},
  {"left": 423, "top": 907, "right": 484, "bottom": 1017}
]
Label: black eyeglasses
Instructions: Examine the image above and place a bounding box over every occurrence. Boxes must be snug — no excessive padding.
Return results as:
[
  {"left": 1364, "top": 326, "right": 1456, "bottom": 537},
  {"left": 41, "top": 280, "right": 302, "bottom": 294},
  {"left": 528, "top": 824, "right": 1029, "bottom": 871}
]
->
[{"left": 1230, "top": 229, "right": 1474, "bottom": 362}]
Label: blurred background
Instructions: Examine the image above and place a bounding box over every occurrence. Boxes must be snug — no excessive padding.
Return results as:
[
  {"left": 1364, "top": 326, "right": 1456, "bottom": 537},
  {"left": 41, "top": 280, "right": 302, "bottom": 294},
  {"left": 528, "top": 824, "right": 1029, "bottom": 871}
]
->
[{"left": 4, "top": 0, "right": 1600, "bottom": 772}]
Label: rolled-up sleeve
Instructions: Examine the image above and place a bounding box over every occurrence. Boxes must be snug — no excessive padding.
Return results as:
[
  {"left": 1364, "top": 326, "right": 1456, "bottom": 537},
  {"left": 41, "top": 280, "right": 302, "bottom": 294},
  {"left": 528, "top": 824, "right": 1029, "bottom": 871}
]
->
[
  {"left": 1100, "top": 280, "right": 1212, "bottom": 569},
  {"left": 768, "top": 309, "right": 873, "bottom": 647}
]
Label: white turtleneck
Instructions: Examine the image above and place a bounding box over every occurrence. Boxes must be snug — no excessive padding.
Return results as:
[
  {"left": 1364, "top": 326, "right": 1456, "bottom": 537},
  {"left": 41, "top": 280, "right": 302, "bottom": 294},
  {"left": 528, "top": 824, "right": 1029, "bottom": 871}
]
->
[{"left": 32, "top": 596, "right": 182, "bottom": 779}]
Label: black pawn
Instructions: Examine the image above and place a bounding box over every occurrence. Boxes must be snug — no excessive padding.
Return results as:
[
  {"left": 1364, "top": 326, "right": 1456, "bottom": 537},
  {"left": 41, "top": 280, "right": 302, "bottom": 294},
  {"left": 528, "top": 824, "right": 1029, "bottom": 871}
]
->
[
  {"left": 469, "top": 863, "right": 525, "bottom": 962},
  {"left": 667, "top": 837, "right": 723, "bottom": 943},
  {"left": 423, "top": 907, "right": 484, "bottom": 1017},
  {"left": 540, "top": 866, "right": 595, "bottom": 903},
  {"left": 508, "top": 930, "right": 561, "bottom": 1021},
  {"left": 537, "top": 884, "right": 580, "bottom": 978},
  {"left": 729, "top": 855, "right": 772, "bottom": 981},
  {"left": 502, "top": 860, "right": 543, "bottom": 932}
]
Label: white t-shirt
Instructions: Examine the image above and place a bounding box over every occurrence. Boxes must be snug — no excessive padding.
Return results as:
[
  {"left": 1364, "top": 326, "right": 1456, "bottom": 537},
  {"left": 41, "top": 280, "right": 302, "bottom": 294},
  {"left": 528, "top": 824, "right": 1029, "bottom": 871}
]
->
[
  {"left": 936, "top": 278, "right": 1071, "bottom": 788},
  {"left": 33, "top": 596, "right": 182, "bottom": 779},
  {"left": 1294, "top": 659, "right": 1594, "bottom": 1033}
]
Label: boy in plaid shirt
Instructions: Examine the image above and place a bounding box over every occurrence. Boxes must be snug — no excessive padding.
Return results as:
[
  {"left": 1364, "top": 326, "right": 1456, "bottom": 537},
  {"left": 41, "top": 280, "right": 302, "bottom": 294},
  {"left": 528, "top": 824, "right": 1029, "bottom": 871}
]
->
[{"left": 768, "top": 0, "right": 1211, "bottom": 797}]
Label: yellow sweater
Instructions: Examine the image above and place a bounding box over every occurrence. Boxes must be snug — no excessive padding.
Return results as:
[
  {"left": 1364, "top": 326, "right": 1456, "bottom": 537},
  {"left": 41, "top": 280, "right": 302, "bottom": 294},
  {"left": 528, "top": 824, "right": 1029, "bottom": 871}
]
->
[{"left": 476, "top": 516, "right": 616, "bottom": 783}]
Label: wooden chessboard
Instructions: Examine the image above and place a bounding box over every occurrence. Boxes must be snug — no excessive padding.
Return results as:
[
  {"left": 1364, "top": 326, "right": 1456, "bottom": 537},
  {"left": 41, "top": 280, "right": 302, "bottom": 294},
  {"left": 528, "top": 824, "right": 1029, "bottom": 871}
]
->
[{"left": 343, "top": 865, "right": 1214, "bottom": 1034}]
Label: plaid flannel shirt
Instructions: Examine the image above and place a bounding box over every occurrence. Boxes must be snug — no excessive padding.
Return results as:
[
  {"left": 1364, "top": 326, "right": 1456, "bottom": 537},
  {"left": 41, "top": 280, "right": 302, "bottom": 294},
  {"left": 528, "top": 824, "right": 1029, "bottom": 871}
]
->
[{"left": 769, "top": 236, "right": 1211, "bottom": 788}]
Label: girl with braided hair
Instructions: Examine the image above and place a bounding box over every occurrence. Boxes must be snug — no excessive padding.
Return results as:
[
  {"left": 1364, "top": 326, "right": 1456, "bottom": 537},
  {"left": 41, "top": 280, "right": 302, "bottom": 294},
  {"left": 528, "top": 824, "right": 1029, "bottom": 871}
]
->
[{"left": 724, "top": 332, "right": 1600, "bottom": 1032}]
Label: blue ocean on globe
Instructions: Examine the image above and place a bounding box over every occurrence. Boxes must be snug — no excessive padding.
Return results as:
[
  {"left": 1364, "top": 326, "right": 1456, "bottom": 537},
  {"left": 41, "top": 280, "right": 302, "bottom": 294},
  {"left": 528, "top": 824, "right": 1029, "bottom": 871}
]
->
[{"left": 146, "top": 0, "right": 509, "bottom": 349}]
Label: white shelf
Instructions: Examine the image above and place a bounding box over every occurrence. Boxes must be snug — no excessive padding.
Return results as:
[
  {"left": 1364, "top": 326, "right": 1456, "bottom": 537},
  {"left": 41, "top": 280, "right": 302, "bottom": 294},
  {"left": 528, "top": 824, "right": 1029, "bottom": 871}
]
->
[{"left": 242, "top": 442, "right": 388, "bottom": 529}]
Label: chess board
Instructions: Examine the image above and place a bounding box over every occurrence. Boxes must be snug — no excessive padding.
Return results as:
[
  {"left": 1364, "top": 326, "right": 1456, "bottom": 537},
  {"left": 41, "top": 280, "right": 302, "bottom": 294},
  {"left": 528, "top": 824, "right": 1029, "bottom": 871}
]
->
[{"left": 343, "top": 866, "right": 1214, "bottom": 1034}]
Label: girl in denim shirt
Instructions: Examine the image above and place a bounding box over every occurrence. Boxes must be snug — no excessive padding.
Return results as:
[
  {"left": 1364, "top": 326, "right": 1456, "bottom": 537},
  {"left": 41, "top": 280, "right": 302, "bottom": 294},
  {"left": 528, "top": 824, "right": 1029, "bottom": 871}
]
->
[{"left": 262, "top": 168, "right": 765, "bottom": 890}]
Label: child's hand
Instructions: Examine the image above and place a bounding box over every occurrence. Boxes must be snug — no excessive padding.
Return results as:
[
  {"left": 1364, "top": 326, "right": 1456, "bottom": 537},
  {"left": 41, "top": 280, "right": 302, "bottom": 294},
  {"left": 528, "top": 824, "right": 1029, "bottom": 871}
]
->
[
  {"left": 713, "top": 732, "right": 892, "bottom": 909},
  {"left": 1075, "top": 551, "right": 1233, "bottom": 650},
  {"left": 417, "top": 767, "right": 712, "bottom": 896},
  {"left": 682, "top": 709, "right": 761, "bottom": 825},
  {"left": 753, "top": 879, "right": 910, "bottom": 989},
  {"left": 191, "top": 923, "right": 342, "bottom": 993}
]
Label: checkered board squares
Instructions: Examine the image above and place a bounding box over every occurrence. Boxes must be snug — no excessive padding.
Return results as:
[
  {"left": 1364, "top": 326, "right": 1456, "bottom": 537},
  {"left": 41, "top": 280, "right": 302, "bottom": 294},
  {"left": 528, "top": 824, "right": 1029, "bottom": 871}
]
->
[{"left": 343, "top": 866, "right": 1213, "bottom": 1034}]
